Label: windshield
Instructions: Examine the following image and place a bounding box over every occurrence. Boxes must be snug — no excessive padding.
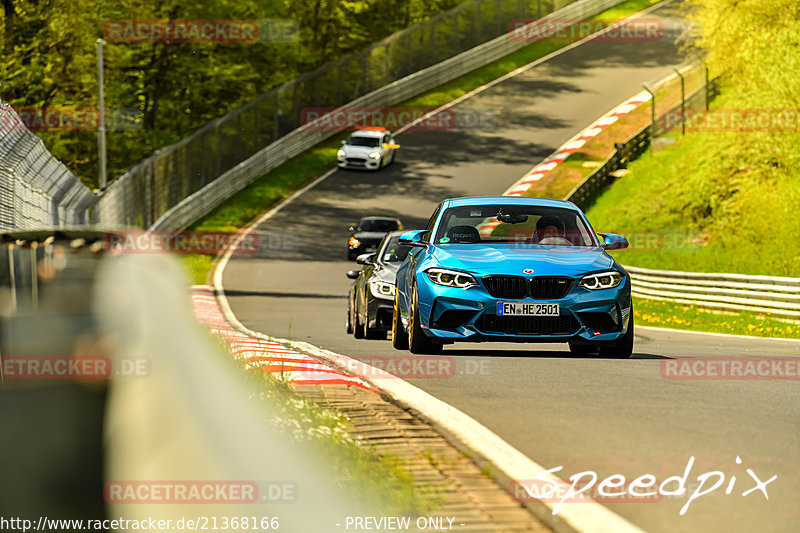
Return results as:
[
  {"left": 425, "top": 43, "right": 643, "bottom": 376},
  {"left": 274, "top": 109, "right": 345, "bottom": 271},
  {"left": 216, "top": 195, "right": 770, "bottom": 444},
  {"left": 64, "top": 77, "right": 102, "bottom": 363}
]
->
[
  {"left": 357, "top": 219, "right": 399, "bottom": 232},
  {"left": 380, "top": 236, "right": 412, "bottom": 263},
  {"left": 433, "top": 205, "right": 596, "bottom": 247},
  {"left": 346, "top": 135, "right": 381, "bottom": 147}
]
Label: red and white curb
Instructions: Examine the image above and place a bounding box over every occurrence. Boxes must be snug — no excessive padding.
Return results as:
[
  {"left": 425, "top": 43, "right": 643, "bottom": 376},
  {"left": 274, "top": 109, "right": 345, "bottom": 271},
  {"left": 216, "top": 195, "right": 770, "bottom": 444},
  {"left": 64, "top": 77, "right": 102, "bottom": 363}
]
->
[
  {"left": 477, "top": 90, "right": 651, "bottom": 237},
  {"left": 504, "top": 91, "right": 651, "bottom": 197},
  {"left": 191, "top": 285, "right": 378, "bottom": 392}
]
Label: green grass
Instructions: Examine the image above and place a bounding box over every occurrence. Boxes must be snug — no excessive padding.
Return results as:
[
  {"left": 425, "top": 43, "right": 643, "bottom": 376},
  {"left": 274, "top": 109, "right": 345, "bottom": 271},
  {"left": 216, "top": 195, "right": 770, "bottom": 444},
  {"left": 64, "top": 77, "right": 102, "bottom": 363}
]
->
[
  {"left": 634, "top": 297, "right": 800, "bottom": 339},
  {"left": 179, "top": 0, "right": 663, "bottom": 284},
  {"left": 211, "top": 334, "right": 439, "bottom": 514},
  {"left": 587, "top": 97, "right": 800, "bottom": 277}
]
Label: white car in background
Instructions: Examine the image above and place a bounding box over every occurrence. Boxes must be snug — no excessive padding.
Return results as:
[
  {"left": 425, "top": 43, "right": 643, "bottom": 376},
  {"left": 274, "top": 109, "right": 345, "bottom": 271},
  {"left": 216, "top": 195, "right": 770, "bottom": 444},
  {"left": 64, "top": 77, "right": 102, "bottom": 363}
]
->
[{"left": 337, "top": 127, "right": 398, "bottom": 170}]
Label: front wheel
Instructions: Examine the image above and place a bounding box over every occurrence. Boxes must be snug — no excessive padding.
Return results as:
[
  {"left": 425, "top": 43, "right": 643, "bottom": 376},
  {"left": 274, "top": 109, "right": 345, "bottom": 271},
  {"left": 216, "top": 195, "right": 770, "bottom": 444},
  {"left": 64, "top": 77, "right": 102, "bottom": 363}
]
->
[
  {"left": 346, "top": 296, "right": 354, "bottom": 334},
  {"left": 391, "top": 291, "right": 409, "bottom": 350},
  {"left": 408, "top": 284, "right": 442, "bottom": 355},
  {"left": 598, "top": 316, "right": 634, "bottom": 358}
]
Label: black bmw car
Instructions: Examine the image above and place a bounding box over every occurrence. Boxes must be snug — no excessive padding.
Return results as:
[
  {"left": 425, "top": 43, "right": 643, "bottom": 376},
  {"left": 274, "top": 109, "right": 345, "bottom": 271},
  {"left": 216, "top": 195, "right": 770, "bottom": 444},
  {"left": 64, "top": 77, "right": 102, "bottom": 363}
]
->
[
  {"left": 347, "top": 216, "right": 403, "bottom": 260},
  {"left": 346, "top": 231, "right": 412, "bottom": 339}
]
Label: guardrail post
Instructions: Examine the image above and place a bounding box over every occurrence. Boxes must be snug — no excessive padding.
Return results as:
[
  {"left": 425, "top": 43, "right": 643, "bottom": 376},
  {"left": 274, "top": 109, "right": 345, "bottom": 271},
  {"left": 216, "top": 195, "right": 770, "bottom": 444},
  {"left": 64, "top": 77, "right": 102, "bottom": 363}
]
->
[
  {"left": 673, "top": 68, "right": 685, "bottom": 135},
  {"left": 8, "top": 244, "right": 17, "bottom": 314},
  {"left": 642, "top": 83, "right": 656, "bottom": 139},
  {"left": 30, "top": 242, "right": 38, "bottom": 312}
]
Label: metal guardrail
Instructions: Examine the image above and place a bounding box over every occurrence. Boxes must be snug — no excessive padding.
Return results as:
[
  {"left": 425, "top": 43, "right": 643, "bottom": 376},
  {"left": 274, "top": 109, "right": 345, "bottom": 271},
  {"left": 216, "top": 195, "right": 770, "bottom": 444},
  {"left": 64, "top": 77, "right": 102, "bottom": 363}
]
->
[
  {"left": 627, "top": 265, "right": 800, "bottom": 318},
  {"left": 148, "top": 0, "right": 624, "bottom": 231},
  {"left": 0, "top": 104, "right": 97, "bottom": 230},
  {"left": 559, "top": 68, "right": 800, "bottom": 318}
]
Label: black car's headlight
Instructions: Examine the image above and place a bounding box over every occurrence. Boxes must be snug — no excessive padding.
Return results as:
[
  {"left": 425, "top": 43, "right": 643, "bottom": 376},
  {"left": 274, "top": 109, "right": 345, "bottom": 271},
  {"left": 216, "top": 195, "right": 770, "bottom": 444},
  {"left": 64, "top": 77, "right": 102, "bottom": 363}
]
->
[
  {"left": 369, "top": 281, "right": 395, "bottom": 298},
  {"left": 349, "top": 236, "right": 360, "bottom": 248},
  {"left": 577, "top": 271, "right": 623, "bottom": 290},
  {"left": 425, "top": 268, "right": 477, "bottom": 288}
]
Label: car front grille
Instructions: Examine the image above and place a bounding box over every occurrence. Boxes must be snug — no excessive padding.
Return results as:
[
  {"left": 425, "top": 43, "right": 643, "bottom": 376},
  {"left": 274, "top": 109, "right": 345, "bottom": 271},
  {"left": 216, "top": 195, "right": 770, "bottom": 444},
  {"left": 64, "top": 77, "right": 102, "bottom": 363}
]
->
[
  {"left": 346, "top": 157, "right": 367, "bottom": 165},
  {"left": 476, "top": 314, "right": 579, "bottom": 335},
  {"left": 482, "top": 275, "right": 573, "bottom": 299},
  {"left": 529, "top": 276, "right": 573, "bottom": 299},
  {"left": 483, "top": 275, "right": 527, "bottom": 299}
]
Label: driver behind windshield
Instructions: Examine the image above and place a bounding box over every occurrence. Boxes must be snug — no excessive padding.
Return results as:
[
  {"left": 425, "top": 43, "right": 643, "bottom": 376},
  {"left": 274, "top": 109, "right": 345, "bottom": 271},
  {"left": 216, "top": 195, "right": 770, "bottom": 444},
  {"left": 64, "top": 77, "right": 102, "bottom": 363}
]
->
[{"left": 534, "top": 215, "right": 566, "bottom": 242}]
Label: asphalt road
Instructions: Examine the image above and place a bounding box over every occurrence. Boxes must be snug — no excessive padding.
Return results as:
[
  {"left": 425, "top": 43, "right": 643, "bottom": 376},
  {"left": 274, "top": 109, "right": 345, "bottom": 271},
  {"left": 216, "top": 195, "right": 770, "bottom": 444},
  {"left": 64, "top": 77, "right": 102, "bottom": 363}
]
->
[{"left": 222, "top": 3, "right": 800, "bottom": 532}]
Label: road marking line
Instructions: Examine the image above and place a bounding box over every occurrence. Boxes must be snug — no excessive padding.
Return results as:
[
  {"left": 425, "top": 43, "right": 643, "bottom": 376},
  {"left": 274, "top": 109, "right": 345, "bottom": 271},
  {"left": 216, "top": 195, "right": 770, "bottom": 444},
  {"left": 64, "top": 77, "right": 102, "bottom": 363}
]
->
[
  {"left": 638, "top": 325, "right": 800, "bottom": 343},
  {"left": 211, "top": 3, "right": 683, "bottom": 532}
]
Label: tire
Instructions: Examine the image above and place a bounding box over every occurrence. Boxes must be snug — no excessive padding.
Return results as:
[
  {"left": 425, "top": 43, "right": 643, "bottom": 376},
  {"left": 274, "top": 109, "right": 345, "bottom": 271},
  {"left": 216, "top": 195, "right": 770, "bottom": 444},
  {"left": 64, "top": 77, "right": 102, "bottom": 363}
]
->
[
  {"left": 353, "top": 299, "right": 364, "bottom": 339},
  {"left": 598, "top": 316, "right": 634, "bottom": 358},
  {"left": 346, "top": 297, "right": 354, "bottom": 334},
  {"left": 363, "top": 311, "right": 385, "bottom": 340},
  {"left": 568, "top": 343, "right": 597, "bottom": 355},
  {"left": 391, "top": 290, "right": 409, "bottom": 350},
  {"left": 408, "top": 283, "right": 442, "bottom": 355}
]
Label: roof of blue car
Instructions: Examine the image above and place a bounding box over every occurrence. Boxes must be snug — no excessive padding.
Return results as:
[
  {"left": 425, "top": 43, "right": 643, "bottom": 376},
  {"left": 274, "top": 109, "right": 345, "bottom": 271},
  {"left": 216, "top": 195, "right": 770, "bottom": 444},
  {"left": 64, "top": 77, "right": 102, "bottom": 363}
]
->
[{"left": 445, "top": 196, "right": 577, "bottom": 209}]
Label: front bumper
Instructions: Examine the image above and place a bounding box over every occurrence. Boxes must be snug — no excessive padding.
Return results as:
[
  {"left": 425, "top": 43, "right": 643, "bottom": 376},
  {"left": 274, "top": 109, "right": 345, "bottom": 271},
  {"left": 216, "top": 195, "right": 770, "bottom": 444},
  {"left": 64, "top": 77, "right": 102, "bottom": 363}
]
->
[
  {"left": 337, "top": 156, "right": 381, "bottom": 170},
  {"left": 415, "top": 274, "right": 631, "bottom": 344},
  {"left": 367, "top": 296, "right": 394, "bottom": 331}
]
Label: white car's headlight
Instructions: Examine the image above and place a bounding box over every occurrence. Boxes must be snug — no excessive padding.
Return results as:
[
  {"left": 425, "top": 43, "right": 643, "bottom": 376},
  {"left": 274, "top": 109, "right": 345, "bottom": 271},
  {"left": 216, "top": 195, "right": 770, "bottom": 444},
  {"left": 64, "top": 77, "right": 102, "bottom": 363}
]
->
[
  {"left": 577, "top": 271, "right": 623, "bottom": 290},
  {"left": 368, "top": 152, "right": 381, "bottom": 159},
  {"left": 337, "top": 149, "right": 345, "bottom": 158},
  {"left": 425, "top": 268, "right": 477, "bottom": 288},
  {"left": 369, "top": 281, "right": 395, "bottom": 298}
]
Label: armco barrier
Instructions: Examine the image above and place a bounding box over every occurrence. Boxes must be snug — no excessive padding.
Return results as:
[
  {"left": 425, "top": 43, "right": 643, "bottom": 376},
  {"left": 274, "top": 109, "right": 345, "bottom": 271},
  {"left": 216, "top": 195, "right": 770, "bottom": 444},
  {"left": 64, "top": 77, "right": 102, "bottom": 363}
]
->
[
  {"left": 148, "top": 0, "right": 625, "bottom": 231},
  {"left": 626, "top": 265, "right": 800, "bottom": 318}
]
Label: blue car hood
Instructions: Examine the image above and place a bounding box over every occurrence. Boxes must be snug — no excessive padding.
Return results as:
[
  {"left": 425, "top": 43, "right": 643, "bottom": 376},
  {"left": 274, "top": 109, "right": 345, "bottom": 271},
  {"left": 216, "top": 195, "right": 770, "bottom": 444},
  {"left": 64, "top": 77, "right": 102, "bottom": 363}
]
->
[{"left": 429, "top": 243, "right": 615, "bottom": 276}]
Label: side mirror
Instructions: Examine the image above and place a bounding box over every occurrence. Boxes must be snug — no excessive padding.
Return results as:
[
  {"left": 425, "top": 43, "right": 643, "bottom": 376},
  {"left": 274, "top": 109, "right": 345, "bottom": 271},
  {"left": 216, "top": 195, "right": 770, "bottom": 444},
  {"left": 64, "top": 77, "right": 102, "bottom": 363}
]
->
[
  {"left": 398, "top": 230, "right": 428, "bottom": 248},
  {"left": 383, "top": 143, "right": 400, "bottom": 149},
  {"left": 598, "top": 233, "right": 629, "bottom": 250},
  {"left": 346, "top": 270, "right": 361, "bottom": 279},
  {"left": 355, "top": 253, "right": 375, "bottom": 265},
  {"left": 341, "top": 140, "right": 346, "bottom": 145}
]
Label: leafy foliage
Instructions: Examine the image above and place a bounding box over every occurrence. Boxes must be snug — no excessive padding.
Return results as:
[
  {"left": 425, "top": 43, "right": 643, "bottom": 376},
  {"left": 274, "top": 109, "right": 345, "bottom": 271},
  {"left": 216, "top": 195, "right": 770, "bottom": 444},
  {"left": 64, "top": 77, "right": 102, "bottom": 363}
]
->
[
  {"left": 588, "top": 0, "right": 800, "bottom": 276},
  {"left": 0, "top": 0, "right": 464, "bottom": 186}
]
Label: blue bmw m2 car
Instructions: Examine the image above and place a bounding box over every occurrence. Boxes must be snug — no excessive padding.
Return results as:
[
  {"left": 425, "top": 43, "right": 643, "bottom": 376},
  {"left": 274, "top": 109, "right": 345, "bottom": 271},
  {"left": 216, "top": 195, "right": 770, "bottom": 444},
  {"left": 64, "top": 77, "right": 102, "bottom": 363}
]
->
[{"left": 391, "top": 196, "right": 633, "bottom": 356}]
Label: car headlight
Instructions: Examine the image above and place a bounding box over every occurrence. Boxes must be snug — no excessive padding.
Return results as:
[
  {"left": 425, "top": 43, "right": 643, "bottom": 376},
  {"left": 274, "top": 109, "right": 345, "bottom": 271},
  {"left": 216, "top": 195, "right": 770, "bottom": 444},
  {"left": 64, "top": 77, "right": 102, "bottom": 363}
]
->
[
  {"left": 368, "top": 152, "right": 381, "bottom": 159},
  {"left": 349, "top": 236, "right": 360, "bottom": 247},
  {"left": 337, "top": 149, "right": 345, "bottom": 158},
  {"left": 577, "top": 271, "right": 623, "bottom": 290},
  {"left": 425, "top": 268, "right": 477, "bottom": 288},
  {"left": 369, "top": 281, "right": 395, "bottom": 298}
]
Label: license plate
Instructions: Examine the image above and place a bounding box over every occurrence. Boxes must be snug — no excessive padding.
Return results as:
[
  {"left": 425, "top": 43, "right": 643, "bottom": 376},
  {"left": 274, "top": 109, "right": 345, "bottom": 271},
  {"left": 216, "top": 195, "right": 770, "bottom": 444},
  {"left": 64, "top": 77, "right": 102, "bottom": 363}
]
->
[{"left": 496, "top": 302, "right": 560, "bottom": 316}]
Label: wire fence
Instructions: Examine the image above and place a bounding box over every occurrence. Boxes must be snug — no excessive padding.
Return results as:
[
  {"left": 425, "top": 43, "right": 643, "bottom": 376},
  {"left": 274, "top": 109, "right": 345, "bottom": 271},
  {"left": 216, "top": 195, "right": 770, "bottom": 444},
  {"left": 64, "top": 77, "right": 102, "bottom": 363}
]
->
[
  {"left": 566, "top": 67, "right": 722, "bottom": 210},
  {"left": 0, "top": 104, "right": 97, "bottom": 231}
]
